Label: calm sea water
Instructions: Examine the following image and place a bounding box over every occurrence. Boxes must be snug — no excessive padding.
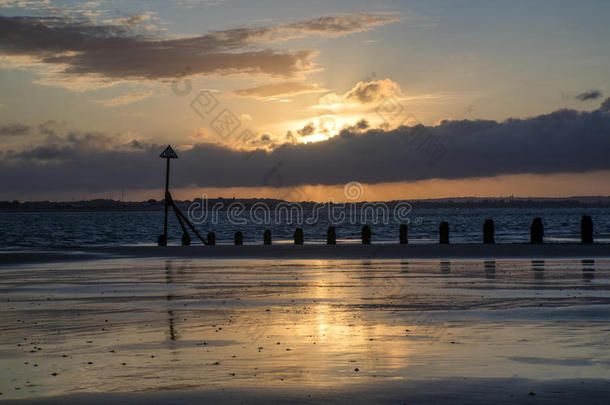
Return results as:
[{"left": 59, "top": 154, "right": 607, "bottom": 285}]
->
[{"left": 1, "top": 208, "right": 610, "bottom": 249}]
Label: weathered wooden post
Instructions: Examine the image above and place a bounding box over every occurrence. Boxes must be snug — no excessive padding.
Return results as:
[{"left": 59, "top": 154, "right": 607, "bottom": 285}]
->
[
  {"left": 483, "top": 219, "right": 495, "bottom": 244},
  {"left": 399, "top": 223, "right": 408, "bottom": 244},
  {"left": 294, "top": 228, "right": 304, "bottom": 245},
  {"left": 530, "top": 217, "right": 543, "bottom": 244},
  {"left": 439, "top": 221, "right": 449, "bottom": 244},
  {"left": 581, "top": 215, "right": 593, "bottom": 244},
  {"left": 158, "top": 145, "right": 178, "bottom": 246},
  {"left": 207, "top": 232, "right": 216, "bottom": 245},
  {"left": 181, "top": 232, "right": 191, "bottom": 246},
  {"left": 234, "top": 231, "right": 243, "bottom": 246},
  {"left": 362, "top": 225, "right": 371, "bottom": 244},
  {"left": 327, "top": 226, "right": 336, "bottom": 245},
  {"left": 263, "top": 229, "right": 272, "bottom": 245}
]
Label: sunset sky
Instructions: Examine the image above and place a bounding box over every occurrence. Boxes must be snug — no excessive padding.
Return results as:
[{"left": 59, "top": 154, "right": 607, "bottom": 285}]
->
[{"left": 1, "top": 0, "right": 609, "bottom": 201}]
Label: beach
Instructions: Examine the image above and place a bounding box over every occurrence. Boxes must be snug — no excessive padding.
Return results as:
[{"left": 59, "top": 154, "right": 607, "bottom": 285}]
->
[
  {"left": 3, "top": 0, "right": 610, "bottom": 402},
  {"left": 1, "top": 247, "right": 610, "bottom": 403},
  {"left": 2, "top": 243, "right": 610, "bottom": 265}
]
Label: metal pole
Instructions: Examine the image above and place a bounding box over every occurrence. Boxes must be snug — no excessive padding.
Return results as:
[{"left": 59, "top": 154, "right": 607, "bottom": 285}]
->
[{"left": 163, "top": 157, "right": 170, "bottom": 242}]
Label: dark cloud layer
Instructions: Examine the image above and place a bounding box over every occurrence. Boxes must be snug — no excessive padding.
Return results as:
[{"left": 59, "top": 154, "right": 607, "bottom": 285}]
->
[
  {"left": 2, "top": 107, "right": 610, "bottom": 194},
  {"left": 0, "top": 12, "right": 397, "bottom": 80},
  {"left": 0, "top": 16, "right": 311, "bottom": 79}
]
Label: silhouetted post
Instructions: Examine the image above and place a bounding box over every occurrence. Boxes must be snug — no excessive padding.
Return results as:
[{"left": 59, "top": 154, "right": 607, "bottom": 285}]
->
[
  {"left": 362, "top": 225, "right": 371, "bottom": 244},
  {"left": 530, "top": 217, "right": 543, "bottom": 244},
  {"left": 164, "top": 161, "right": 170, "bottom": 240},
  {"left": 263, "top": 229, "right": 272, "bottom": 245},
  {"left": 181, "top": 232, "right": 191, "bottom": 246},
  {"left": 327, "top": 226, "right": 336, "bottom": 245},
  {"left": 439, "top": 221, "right": 449, "bottom": 244},
  {"left": 158, "top": 145, "right": 178, "bottom": 246},
  {"left": 581, "top": 215, "right": 593, "bottom": 244},
  {"left": 399, "top": 224, "right": 408, "bottom": 244},
  {"left": 294, "top": 228, "right": 304, "bottom": 245},
  {"left": 483, "top": 219, "right": 495, "bottom": 244},
  {"left": 234, "top": 231, "right": 243, "bottom": 246},
  {"left": 207, "top": 232, "right": 216, "bottom": 245}
]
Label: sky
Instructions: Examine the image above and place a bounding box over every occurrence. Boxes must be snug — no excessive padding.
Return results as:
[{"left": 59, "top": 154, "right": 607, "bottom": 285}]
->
[{"left": 0, "top": 0, "right": 609, "bottom": 202}]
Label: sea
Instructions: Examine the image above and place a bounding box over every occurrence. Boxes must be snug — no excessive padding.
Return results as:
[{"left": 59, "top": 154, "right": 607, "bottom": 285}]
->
[{"left": 1, "top": 207, "right": 610, "bottom": 249}]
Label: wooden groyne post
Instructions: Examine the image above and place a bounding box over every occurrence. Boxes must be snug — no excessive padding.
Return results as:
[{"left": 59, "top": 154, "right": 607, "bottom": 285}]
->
[
  {"left": 181, "top": 232, "right": 191, "bottom": 246},
  {"left": 234, "top": 231, "right": 243, "bottom": 246},
  {"left": 362, "top": 225, "right": 371, "bottom": 244},
  {"left": 439, "top": 221, "right": 449, "bottom": 244},
  {"left": 294, "top": 228, "right": 304, "bottom": 245},
  {"left": 581, "top": 215, "right": 593, "bottom": 244},
  {"left": 327, "top": 226, "right": 336, "bottom": 245},
  {"left": 399, "top": 224, "right": 408, "bottom": 244},
  {"left": 483, "top": 219, "right": 495, "bottom": 244},
  {"left": 530, "top": 217, "right": 543, "bottom": 244},
  {"left": 263, "top": 229, "right": 272, "bottom": 245}
]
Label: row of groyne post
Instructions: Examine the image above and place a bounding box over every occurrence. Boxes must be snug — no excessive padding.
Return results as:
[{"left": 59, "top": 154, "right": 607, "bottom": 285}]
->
[{"left": 195, "top": 215, "right": 596, "bottom": 246}]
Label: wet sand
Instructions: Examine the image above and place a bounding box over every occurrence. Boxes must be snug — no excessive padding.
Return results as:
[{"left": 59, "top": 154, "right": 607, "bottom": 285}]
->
[
  {"left": 2, "top": 243, "right": 610, "bottom": 266},
  {"left": 1, "top": 257, "right": 610, "bottom": 403}
]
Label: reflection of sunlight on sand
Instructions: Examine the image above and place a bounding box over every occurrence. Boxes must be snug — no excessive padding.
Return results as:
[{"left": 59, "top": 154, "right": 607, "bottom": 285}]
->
[{"left": 1, "top": 258, "right": 610, "bottom": 399}]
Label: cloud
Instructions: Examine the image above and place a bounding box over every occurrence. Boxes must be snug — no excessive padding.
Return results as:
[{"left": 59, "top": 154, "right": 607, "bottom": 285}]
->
[
  {"left": 234, "top": 82, "right": 325, "bottom": 98},
  {"left": 346, "top": 118, "right": 370, "bottom": 131},
  {"left": 575, "top": 90, "right": 603, "bottom": 101},
  {"left": 296, "top": 122, "right": 315, "bottom": 136},
  {"left": 318, "top": 78, "right": 403, "bottom": 107},
  {"left": 0, "top": 12, "right": 399, "bottom": 84},
  {"left": 0, "top": 1, "right": 110, "bottom": 22},
  {"left": 600, "top": 97, "right": 610, "bottom": 113},
  {"left": 3, "top": 107, "right": 610, "bottom": 193},
  {"left": 345, "top": 79, "right": 402, "bottom": 103},
  {"left": 292, "top": 117, "right": 369, "bottom": 139},
  {"left": 0, "top": 123, "right": 30, "bottom": 137},
  {"left": 285, "top": 12, "right": 400, "bottom": 37},
  {"left": 189, "top": 127, "right": 212, "bottom": 141},
  {"left": 0, "top": 16, "right": 312, "bottom": 81},
  {"left": 102, "top": 13, "right": 155, "bottom": 28},
  {"left": 92, "top": 91, "right": 154, "bottom": 107}
]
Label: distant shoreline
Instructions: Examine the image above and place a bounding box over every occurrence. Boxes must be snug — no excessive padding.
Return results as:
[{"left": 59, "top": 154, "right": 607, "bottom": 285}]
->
[
  {"left": 2, "top": 196, "right": 610, "bottom": 212},
  {"left": 2, "top": 244, "right": 610, "bottom": 266}
]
